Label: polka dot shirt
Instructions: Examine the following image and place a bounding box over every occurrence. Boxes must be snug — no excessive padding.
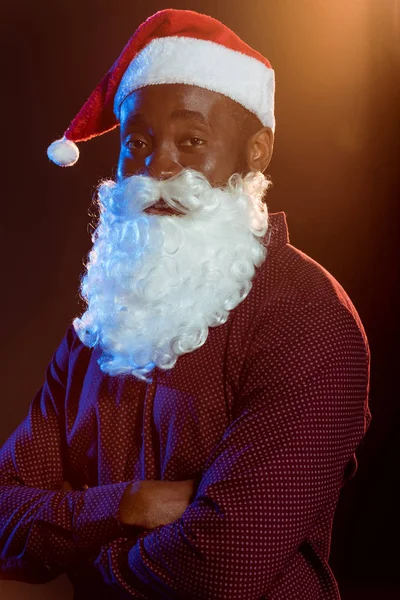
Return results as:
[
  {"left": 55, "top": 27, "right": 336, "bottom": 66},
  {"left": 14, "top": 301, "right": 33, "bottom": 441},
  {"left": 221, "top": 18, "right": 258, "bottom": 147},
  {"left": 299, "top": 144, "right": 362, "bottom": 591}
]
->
[{"left": 0, "top": 212, "right": 371, "bottom": 599}]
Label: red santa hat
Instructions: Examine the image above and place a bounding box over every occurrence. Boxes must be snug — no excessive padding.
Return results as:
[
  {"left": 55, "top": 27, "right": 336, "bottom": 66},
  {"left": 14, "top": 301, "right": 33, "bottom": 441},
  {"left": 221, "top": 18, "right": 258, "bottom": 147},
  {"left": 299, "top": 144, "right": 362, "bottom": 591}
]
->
[{"left": 47, "top": 9, "right": 275, "bottom": 167}]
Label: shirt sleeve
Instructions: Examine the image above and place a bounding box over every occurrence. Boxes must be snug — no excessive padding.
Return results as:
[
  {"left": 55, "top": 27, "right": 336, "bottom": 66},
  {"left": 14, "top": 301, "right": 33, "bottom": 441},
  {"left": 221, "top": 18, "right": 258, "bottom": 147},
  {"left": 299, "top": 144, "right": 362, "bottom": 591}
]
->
[
  {"left": 0, "top": 325, "right": 131, "bottom": 583},
  {"left": 88, "top": 299, "right": 371, "bottom": 600}
]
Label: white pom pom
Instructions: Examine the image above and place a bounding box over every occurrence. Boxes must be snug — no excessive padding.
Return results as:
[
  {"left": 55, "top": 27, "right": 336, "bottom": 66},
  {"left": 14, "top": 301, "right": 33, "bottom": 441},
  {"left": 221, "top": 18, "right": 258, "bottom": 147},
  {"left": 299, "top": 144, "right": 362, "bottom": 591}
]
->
[{"left": 47, "top": 137, "right": 79, "bottom": 167}]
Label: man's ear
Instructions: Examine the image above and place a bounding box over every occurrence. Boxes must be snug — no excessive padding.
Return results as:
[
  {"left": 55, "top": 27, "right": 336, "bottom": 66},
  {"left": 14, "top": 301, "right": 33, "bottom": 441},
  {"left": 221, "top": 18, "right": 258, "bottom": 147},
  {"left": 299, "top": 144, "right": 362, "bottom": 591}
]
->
[{"left": 246, "top": 127, "right": 274, "bottom": 173}]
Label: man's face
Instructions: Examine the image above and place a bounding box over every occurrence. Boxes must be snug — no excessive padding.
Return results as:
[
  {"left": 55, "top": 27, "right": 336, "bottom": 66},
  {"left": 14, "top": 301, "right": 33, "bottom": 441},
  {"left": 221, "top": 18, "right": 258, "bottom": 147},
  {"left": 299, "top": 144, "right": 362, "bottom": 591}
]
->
[
  {"left": 117, "top": 83, "right": 252, "bottom": 188},
  {"left": 73, "top": 84, "right": 272, "bottom": 380}
]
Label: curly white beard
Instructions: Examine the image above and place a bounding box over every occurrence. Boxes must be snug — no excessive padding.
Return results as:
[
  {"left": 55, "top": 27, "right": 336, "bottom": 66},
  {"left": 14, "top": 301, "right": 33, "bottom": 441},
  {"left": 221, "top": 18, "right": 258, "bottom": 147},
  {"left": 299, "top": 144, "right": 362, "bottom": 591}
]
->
[{"left": 73, "top": 169, "right": 271, "bottom": 381}]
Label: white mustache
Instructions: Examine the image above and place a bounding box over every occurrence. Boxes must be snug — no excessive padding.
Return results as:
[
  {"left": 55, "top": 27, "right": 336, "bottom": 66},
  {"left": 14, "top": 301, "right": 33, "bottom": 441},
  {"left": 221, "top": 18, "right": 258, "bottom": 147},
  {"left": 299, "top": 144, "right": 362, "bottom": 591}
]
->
[{"left": 100, "top": 169, "right": 216, "bottom": 218}]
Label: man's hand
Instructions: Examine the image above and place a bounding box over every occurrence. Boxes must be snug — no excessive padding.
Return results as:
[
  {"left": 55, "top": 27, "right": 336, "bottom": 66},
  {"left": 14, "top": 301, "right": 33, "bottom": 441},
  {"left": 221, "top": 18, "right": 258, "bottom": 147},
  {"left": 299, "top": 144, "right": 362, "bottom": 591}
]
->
[
  {"left": 60, "top": 478, "right": 197, "bottom": 530},
  {"left": 119, "top": 479, "right": 197, "bottom": 530},
  {"left": 61, "top": 480, "right": 88, "bottom": 492}
]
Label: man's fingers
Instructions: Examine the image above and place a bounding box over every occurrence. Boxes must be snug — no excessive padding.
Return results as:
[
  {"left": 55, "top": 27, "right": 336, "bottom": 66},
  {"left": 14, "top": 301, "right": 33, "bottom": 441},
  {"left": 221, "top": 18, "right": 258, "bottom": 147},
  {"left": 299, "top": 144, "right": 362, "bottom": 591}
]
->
[{"left": 61, "top": 481, "right": 89, "bottom": 491}]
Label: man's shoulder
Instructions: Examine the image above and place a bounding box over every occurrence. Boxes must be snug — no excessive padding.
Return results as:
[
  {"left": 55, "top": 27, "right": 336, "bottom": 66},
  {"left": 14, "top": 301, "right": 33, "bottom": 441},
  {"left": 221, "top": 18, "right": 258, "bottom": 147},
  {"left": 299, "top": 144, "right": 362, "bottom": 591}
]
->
[
  {"left": 241, "top": 244, "right": 370, "bottom": 394},
  {"left": 265, "top": 242, "right": 360, "bottom": 320},
  {"left": 250, "top": 242, "right": 369, "bottom": 360},
  {"left": 50, "top": 322, "right": 94, "bottom": 373}
]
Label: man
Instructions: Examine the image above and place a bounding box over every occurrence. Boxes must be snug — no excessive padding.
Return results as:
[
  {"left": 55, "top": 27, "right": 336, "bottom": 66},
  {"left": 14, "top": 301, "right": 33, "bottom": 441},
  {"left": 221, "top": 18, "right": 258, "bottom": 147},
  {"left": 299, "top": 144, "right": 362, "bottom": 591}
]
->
[{"left": 0, "top": 8, "right": 371, "bottom": 600}]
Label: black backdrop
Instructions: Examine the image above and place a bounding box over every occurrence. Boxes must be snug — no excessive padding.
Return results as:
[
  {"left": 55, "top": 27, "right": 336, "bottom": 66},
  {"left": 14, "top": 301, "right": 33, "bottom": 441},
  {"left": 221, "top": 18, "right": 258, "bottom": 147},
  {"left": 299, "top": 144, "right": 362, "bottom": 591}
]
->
[{"left": 1, "top": 1, "right": 399, "bottom": 598}]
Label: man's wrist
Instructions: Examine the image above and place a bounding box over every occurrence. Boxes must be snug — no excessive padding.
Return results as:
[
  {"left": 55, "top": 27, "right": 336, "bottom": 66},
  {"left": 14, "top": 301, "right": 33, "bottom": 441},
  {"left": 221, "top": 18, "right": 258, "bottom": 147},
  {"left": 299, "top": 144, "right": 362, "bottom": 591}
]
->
[
  {"left": 73, "top": 481, "right": 133, "bottom": 549},
  {"left": 118, "top": 480, "right": 145, "bottom": 527}
]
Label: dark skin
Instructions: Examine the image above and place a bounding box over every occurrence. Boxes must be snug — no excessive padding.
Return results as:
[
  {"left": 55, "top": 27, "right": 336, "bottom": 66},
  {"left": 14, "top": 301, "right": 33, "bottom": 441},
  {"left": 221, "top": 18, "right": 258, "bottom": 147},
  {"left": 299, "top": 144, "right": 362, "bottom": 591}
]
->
[
  {"left": 117, "top": 83, "right": 274, "bottom": 186},
  {"left": 61, "top": 84, "right": 274, "bottom": 527}
]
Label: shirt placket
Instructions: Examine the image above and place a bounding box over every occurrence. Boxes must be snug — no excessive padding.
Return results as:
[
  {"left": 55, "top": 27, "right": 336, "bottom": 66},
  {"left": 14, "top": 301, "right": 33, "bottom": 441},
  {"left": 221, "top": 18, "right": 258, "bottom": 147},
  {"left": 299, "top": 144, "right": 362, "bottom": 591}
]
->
[{"left": 140, "top": 368, "right": 160, "bottom": 480}]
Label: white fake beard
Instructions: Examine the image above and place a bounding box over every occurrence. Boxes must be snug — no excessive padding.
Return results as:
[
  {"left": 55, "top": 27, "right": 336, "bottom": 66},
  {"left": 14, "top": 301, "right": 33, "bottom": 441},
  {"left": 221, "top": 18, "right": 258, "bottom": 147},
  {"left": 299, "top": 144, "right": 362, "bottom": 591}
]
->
[{"left": 73, "top": 168, "right": 271, "bottom": 381}]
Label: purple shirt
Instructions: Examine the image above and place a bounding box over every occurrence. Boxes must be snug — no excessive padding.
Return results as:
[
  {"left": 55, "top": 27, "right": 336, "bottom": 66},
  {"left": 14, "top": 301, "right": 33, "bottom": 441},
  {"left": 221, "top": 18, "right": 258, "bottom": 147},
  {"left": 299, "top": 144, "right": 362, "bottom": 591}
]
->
[{"left": 0, "top": 212, "right": 371, "bottom": 599}]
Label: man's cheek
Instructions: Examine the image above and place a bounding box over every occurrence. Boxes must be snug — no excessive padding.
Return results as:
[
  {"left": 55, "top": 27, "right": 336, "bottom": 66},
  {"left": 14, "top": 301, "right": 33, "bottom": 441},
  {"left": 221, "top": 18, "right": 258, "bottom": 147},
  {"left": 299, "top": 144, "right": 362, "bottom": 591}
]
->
[
  {"left": 202, "top": 146, "right": 238, "bottom": 187},
  {"left": 118, "top": 153, "right": 138, "bottom": 179}
]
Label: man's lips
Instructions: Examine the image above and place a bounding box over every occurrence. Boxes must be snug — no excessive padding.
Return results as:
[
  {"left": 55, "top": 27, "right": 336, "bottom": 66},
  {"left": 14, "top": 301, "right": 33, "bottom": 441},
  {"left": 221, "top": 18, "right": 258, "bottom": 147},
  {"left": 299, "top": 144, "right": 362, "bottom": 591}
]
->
[{"left": 144, "top": 201, "right": 180, "bottom": 216}]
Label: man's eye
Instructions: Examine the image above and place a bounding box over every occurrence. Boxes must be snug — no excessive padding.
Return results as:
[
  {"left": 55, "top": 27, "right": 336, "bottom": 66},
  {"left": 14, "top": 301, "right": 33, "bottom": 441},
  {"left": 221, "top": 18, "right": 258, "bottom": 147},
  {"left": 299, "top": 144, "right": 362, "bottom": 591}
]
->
[
  {"left": 126, "top": 139, "right": 147, "bottom": 150},
  {"left": 181, "top": 137, "right": 206, "bottom": 147}
]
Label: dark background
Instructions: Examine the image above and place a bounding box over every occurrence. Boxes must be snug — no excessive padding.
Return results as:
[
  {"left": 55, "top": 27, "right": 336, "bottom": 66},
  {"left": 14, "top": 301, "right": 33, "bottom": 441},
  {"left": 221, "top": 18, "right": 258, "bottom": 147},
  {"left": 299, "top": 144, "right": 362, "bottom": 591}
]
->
[{"left": 1, "top": 1, "right": 399, "bottom": 598}]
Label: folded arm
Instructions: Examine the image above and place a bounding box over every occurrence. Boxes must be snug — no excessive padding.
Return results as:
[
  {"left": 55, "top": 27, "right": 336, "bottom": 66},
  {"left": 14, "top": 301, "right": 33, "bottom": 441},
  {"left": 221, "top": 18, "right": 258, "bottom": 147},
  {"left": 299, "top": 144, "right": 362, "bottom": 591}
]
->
[
  {"left": 0, "top": 327, "right": 131, "bottom": 582},
  {"left": 89, "top": 300, "right": 371, "bottom": 599}
]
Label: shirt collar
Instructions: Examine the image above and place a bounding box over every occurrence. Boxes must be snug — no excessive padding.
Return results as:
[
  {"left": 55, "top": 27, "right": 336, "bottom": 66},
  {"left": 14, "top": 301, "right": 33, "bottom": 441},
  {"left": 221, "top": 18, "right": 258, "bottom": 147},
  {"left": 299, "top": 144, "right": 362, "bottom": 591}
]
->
[{"left": 265, "top": 211, "right": 290, "bottom": 247}]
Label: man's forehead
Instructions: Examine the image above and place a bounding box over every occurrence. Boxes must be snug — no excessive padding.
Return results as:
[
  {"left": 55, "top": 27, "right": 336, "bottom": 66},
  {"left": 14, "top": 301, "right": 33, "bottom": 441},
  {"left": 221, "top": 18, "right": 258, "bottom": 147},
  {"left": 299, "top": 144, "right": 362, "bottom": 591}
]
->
[
  {"left": 123, "top": 108, "right": 210, "bottom": 129},
  {"left": 119, "top": 84, "right": 231, "bottom": 126}
]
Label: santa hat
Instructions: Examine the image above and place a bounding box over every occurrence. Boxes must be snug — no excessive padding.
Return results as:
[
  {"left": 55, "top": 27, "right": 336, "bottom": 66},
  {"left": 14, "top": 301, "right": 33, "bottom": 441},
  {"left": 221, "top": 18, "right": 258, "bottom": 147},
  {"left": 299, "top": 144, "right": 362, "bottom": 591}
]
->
[{"left": 47, "top": 9, "right": 275, "bottom": 167}]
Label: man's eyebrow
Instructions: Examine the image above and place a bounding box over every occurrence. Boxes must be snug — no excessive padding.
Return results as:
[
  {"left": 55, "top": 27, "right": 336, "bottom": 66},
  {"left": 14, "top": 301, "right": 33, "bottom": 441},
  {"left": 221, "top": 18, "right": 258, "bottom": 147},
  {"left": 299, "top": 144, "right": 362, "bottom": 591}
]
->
[{"left": 124, "top": 113, "right": 148, "bottom": 127}]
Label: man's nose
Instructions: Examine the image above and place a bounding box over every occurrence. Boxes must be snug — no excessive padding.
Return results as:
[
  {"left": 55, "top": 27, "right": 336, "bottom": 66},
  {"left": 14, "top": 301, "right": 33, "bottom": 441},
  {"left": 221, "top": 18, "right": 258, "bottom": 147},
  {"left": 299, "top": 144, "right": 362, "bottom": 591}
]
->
[{"left": 144, "top": 147, "right": 182, "bottom": 180}]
